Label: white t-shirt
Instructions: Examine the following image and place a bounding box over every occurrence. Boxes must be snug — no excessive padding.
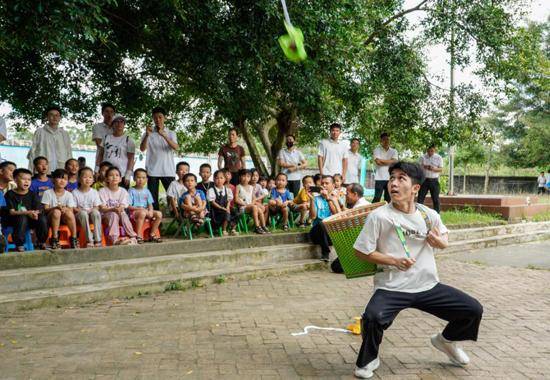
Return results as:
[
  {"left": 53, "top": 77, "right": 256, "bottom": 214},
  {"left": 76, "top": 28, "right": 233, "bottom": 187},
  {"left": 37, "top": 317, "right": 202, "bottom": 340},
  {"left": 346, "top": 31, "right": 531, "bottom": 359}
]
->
[
  {"left": 237, "top": 184, "right": 254, "bottom": 205},
  {"left": 92, "top": 122, "right": 112, "bottom": 141},
  {"left": 419, "top": 153, "right": 443, "bottom": 179},
  {"left": 277, "top": 148, "right": 305, "bottom": 181},
  {"left": 317, "top": 139, "right": 349, "bottom": 176},
  {"left": 353, "top": 197, "right": 370, "bottom": 208},
  {"left": 72, "top": 188, "right": 103, "bottom": 212},
  {"left": 346, "top": 151, "right": 362, "bottom": 184},
  {"left": 166, "top": 180, "right": 187, "bottom": 200},
  {"left": 537, "top": 175, "right": 547, "bottom": 187},
  {"left": 41, "top": 189, "right": 76, "bottom": 208},
  {"left": 373, "top": 146, "right": 398, "bottom": 181},
  {"left": 353, "top": 203, "right": 448, "bottom": 293},
  {"left": 101, "top": 134, "right": 136, "bottom": 174},
  {"left": 207, "top": 186, "right": 234, "bottom": 202},
  {"left": 141, "top": 129, "right": 178, "bottom": 177}
]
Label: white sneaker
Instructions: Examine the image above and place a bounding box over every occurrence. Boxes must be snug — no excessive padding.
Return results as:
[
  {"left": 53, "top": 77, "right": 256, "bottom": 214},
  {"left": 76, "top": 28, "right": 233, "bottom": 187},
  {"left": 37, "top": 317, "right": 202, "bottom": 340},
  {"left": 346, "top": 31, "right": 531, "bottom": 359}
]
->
[
  {"left": 430, "top": 333, "right": 470, "bottom": 366},
  {"left": 354, "top": 357, "right": 380, "bottom": 379}
]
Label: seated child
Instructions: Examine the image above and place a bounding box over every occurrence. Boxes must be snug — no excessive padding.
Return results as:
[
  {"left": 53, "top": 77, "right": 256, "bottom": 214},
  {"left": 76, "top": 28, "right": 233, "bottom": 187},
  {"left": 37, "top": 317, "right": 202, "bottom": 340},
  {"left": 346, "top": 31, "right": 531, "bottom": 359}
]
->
[
  {"left": 41, "top": 169, "right": 78, "bottom": 249},
  {"left": 333, "top": 173, "right": 346, "bottom": 208},
  {"left": 3, "top": 168, "right": 48, "bottom": 251},
  {"left": 128, "top": 169, "right": 163, "bottom": 243},
  {"left": 99, "top": 167, "right": 138, "bottom": 245},
  {"left": 93, "top": 161, "right": 112, "bottom": 190},
  {"left": 313, "top": 173, "right": 322, "bottom": 188},
  {"left": 293, "top": 175, "right": 314, "bottom": 227},
  {"left": 267, "top": 177, "right": 276, "bottom": 192},
  {"left": 64, "top": 158, "right": 79, "bottom": 192},
  {"left": 259, "top": 176, "right": 270, "bottom": 202},
  {"left": 250, "top": 168, "right": 268, "bottom": 220},
  {"left": 166, "top": 161, "right": 189, "bottom": 221},
  {"left": 197, "top": 163, "right": 213, "bottom": 195},
  {"left": 0, "top": 161, "right": 17, "bottom": 193},
  {"left": 235, "top": 169, "right": 268, "bottom": 234},
  {"left": 180, "top": 173, "right": 207, "bottom": 228},
  {"left": 223, "top": 169, "right": 236, "bottom": 208},
  {"left": 208, "top": 170, "right": 237, "bottom": 236},
  {"left": 268, "top": 173, "right": 293, "bottom": 231},
  {"left": 30, "top": 156, "right": 53, "bottom": 199},
  {"left": 72, "top": 167, "right": 103, "bottom": 247}
]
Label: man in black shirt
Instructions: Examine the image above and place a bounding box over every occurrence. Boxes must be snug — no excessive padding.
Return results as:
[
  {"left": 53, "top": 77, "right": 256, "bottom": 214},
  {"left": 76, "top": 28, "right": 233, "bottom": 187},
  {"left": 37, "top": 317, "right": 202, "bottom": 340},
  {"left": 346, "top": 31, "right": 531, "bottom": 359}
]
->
[{"left": 4, "top": 168, "right": 48, "bottom": 251}]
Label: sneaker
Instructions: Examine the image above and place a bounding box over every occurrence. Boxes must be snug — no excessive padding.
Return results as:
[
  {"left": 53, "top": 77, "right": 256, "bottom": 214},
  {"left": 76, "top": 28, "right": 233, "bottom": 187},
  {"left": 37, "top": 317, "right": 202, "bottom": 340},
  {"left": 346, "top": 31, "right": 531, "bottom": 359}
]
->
[
  {"left": 261, "top": 226, "right": 271, "bottom": 234},
  {"left": 255, "top": 227, "right": 265, "bottom": 234},
  {"left": 430, "top": 333, "right": 470, "bottom": 366},
  {"left": 282, "top": 224, "right": 289, "bottom": 231},
  {"left": 50, "top": 237, "right": 60, "bottom": 250},
  {"left": 16, "top": 246, "right": 25, "bottom": 253},
  {"left": 354, "top": 357, "right": 380, "bottom": 379},
  {"left": 70, "top": 237, "right": 79, "bottom": 249},
  {"left": 229, "top": 228, "right": 238, "bottom": 236}
]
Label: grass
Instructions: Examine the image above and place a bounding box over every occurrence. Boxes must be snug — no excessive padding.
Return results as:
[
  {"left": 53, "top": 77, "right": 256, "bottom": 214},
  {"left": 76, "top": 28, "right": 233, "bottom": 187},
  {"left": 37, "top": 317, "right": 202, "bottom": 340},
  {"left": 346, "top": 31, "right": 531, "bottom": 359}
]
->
[
  {"left": 531, "top": 211, "right": 550, "bottom": 222},
  {"left": 440, "top": 207, "right": 504, "bottom": 226}
]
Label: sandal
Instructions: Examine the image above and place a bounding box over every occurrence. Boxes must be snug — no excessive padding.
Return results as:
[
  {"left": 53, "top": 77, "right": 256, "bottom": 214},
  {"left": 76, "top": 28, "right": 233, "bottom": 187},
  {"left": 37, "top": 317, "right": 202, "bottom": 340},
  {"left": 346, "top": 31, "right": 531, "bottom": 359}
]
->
[
  {"left": 50, "top": 237, "right": 60, "bottom": 250},
  {"left": 255, "top": 227, "right": 265, "bottom": 234},
  {"left": 150, "top": 235, "right": 163, "bottom": 243},
  {"left": 136, "top": 236, "right": 144, "bottom": 244},
  {"left": 282, "top": 224, "right": 289, "bottom": 232}
]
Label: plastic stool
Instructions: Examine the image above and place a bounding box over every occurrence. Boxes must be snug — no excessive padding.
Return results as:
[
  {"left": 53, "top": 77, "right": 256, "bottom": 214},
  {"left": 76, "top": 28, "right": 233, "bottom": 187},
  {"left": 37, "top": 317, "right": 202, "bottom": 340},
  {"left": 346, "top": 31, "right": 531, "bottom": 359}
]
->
[
  {"left": 2, "top": 226, "right": 34, "bottom": 252},
  {"left": 48, "top": 225, "right": 72, "bottom": 248},
  {"left": 133, "top": 219, "right": 152, "bottom": 241},
  {"left": 77, "top": 223, "right": 107, "bottom": 248}
]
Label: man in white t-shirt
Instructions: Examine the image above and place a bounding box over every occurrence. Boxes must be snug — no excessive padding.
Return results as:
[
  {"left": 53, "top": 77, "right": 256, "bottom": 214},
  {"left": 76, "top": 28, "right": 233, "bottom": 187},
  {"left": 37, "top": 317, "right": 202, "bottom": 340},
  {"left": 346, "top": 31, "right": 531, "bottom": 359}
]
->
[
  {"left": 277, "top": 134, "right": 306, "bottom": 197},
  {"left": 537, "top": 172, "right": 547, "bottom": 194},
  {"left": 95, "top": 114, "right": 136, "bottom": 187},
  {"left": 140, "top": 106, "right": 179, "bottom": 209},
  {"left": 417, "top": 144, "right": 444, "bottom": 213},
  {"left": 92, "top": 103, "right": 116, "bottom": 172},
  {"left": 317, "top": 123, "right": 348, "bottom": 181},
  {"left": 352, "top": 161, "right": 483, "bottom": 379},
  {"left": 345, "top": 138, "right": 363, "bottom": 184},
  {"left": 345, "top": 183, "right": 370, "bottom": 209},
  {"left": 372, "top": 132, "right": 398, "bottom": 203}
]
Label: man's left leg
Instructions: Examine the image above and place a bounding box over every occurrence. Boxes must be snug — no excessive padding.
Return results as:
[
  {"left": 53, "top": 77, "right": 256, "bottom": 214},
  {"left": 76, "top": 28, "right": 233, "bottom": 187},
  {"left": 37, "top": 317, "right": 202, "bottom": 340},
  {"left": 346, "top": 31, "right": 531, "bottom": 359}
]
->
[
  {"left": 429, "top": 179, "right": 441, "bottom": 213},
  {"left": 412, "top": 283, "right": 483, "bottom": 365}
]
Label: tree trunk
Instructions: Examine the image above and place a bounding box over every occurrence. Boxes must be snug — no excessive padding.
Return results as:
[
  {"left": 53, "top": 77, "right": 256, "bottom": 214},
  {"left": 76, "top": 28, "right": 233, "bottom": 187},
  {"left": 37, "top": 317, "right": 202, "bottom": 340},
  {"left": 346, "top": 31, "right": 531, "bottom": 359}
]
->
[
  {"left": 235, "top": 118, "right": 269, "bottom": 175},
  {"left": 272, "top": 108, "right": 298, "bottom": 176},
  {"left": 254, "top": 118, "right": 277, "bottom": 173}
]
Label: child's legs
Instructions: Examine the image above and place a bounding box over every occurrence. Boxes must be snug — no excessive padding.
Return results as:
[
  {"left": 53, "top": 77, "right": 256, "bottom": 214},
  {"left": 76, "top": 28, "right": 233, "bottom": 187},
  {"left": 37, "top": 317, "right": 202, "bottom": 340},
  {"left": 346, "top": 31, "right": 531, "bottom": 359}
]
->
[
  {"left": 48, "top": 209, "right": 62, "bottom": 237},
  {"left": 61, "top": 211, "right": 77, "bottom": 236},
  {"left": 245, "top": 205, "right": 260, "bottom": 227},
  {"left": 89, "top": 210, "right": 102, "bottom": 242},
  {"left": 76, "top": 210, "right": 93, "bottom": 242},
  {"left": 133, "top": 209, "right": 147, "bottom": 237},
  {"left": 151, "top": 210, "right": 162, "bottom": 235},
  {"left": 103, "top": 212, "right": 120, "bottom": 243},
  {"left": 9, "top": 215, "right": 29, "bottom": 246},
  {"left": 33, "top": 213, "right": 49, "bottom": 244},
  {"left": 281, "top": 205, "right": 289, "bottom": 223},
  {"left": 119, "top": 212, "right": 137, "bottom": 238}
]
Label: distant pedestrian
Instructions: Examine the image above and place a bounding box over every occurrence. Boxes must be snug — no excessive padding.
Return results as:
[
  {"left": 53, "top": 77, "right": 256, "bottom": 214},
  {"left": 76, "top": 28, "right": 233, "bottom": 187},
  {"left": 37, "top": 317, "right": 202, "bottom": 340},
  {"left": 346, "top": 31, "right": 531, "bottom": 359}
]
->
[
  {"left": 417, "top": 145, "right": 444, "bottom": 213},
  {"left": 372, "top": 132, "right": 398, "bottom": 203},
  {"left": 277, "top": 134, "right": 306, "bottom": 197},
  {"left": 317, "top": 123, "right": 348, "bottom": 181},
  {"left": 537, "top": 172, "right": 547, "bottom": 194},
  {"left": 345, "top": 138, "right": 363, "bottom": 185},
  {"left": 218, "top": 128, "right": 246, "bottom": 186},
  {"left": 92, "top": 103, "right": 116, "bottom": 172}
]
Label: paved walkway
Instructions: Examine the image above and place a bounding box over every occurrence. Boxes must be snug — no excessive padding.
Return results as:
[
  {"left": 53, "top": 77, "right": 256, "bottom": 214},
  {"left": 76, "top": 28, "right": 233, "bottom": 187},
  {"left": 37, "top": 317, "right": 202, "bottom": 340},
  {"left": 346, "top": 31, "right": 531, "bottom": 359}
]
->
[{"left": 1, "top": 248, "right": 550, "bottom": 379}]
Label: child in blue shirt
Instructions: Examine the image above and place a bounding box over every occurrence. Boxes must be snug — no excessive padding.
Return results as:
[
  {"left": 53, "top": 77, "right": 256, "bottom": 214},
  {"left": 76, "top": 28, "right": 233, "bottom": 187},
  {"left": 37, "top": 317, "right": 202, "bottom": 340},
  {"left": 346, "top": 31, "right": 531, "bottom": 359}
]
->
[
  {"left": 30, "top": 156, "right": 53, "bottom": 199},
  {"left": 268, "top": 173, "right": 293, "bottom": 231},
  {"left": 128, "top": 169, "right": 163, "bottom": 243},
  {"left": 180, "top": 173, "right": 207, "bottom": 228}
]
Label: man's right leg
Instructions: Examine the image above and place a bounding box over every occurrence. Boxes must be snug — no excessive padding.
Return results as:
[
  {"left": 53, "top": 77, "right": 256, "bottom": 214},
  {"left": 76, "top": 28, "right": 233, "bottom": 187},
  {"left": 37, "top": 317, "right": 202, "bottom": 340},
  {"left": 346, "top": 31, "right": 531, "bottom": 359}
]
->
[
  {"left": 356, "top": 290, "right": 413, "bottom": 372},
  {"left": 372, "top": 181, "right": 385, "bottom": 203},
  {"left": 417, "top": 181, "right": 429, "bottom": 205},
  {"left": 148, "top": 176, "right": 161, "bottom": 211}
]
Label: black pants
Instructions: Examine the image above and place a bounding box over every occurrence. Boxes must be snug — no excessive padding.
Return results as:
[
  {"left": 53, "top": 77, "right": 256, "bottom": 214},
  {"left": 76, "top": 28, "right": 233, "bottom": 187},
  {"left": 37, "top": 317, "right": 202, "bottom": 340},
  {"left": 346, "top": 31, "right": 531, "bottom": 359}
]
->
[
  {"left": 418, "top": 178, "right": 441, "bottom": 213},
  {"left": 357, "top": 283, "right": 483, "bottom": 367},
  {"left": 288, "top": 180, "right": 301, "bottom": 198},
  {"left": 148, "top": 176, "right": 174, "bottom": 210},
  {"left": 309, "top": 223, "right": 332, "bottom": 258},
  {"left": 538, "top": 187, "right": 546, "bottom": 195},
  {"left": 230, "top": 172, "right": 239, "bottom": 186},
  {"left": 372, "top": 180, "right": 390, "bottom": 203},
  {"left": 5, "top": 214, "right": 48, "bottom": 246}
]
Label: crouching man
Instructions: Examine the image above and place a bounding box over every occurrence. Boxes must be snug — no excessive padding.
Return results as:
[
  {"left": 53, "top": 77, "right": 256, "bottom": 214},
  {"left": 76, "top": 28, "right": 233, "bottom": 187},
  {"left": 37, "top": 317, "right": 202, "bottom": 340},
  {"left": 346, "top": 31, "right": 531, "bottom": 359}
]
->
[{"left": 353, "top": 161, "right": 483, "bottom": 378}]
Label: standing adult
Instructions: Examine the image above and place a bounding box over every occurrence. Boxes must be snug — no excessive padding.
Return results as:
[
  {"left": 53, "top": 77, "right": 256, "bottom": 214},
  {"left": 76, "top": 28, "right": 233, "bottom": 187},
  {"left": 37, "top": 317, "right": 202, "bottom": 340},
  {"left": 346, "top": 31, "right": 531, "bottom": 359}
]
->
[
  {"left": 27, "top": 105, "right": 72, "bottom": 173},
  {"left": 417, "top": 145, "right": 444, "bottom": 213},
  {"left": 277, "top": 134, "right": 306, "bottom": 197},
  {"left": 95, "top": 114, "right": 135, "bottom": 188},
  {"left": 352, "top": 162, "right": 483, "bottom": 378},
  {"left": 140, "top": 107, "right": 179, "bottom": 210},
  {"left": 317, "top": 123, "right": 348, "bottom": 181},
  {"left": 537, "top": 172, "right": 547, "bottom": 195},
  {"left": 92, "top": 103, "right": 116, "bottom": 172},
  {"left": 218, "top": 128, "right": 246, "bottom": 186},
  {"left": 0, "top": 116, "right": 7, "bottom": 161},
  {"left": 346, "top": 138, "right": 363, "bottom": 185},
  {"left": 372, "top": 132, "right": 398, "bottom": 203}
]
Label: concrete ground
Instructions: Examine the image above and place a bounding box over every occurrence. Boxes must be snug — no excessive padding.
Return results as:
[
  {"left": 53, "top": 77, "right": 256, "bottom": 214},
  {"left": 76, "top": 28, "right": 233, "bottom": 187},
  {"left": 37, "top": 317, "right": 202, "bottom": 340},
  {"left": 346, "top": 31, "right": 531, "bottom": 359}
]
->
[{"left": 1, "top": 243, "right": 550, "bottom": 379}]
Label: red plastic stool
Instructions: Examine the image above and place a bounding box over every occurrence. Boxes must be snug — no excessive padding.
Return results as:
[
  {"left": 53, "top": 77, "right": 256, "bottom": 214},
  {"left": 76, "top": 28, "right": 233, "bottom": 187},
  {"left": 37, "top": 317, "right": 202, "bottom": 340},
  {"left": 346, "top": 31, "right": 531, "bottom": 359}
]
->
[
  {"left": 77, "top": 223, "right": 107, "bottom": 248},
  {"left": 48, "top": 225, "right": 72, "bottom": 248},
  {"left": 133, "top": 219, "right": 152, "bottom": 241}
]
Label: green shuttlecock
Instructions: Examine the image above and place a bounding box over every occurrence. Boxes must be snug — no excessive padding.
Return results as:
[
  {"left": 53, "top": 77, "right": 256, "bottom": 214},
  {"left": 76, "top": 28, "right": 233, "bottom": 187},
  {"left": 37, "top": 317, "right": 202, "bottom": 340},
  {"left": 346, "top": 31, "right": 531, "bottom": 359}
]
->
[{"left": 278, "top": 22, "right": 307, "bottom": 63}]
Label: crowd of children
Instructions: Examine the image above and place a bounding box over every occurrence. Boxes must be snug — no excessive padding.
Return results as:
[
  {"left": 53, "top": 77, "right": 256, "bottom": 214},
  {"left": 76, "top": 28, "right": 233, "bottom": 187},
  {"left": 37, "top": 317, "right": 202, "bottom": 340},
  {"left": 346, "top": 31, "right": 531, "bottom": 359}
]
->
[{"left": 0, "top": 153, "right": 366, "bottom": 252}]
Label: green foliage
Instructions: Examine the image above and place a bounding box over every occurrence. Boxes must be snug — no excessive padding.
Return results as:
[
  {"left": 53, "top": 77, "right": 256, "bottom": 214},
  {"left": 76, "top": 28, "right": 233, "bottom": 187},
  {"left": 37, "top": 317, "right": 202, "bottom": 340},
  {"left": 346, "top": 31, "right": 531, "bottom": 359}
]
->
[
  {"left": 164, "top": 280, "right": 184, "bottom": 292},
  {"left": 215, "top": 275, "right": 226, "bottom": 284},
  {"left": 441, "top": 208, "right": 504, "bottom": 226}
]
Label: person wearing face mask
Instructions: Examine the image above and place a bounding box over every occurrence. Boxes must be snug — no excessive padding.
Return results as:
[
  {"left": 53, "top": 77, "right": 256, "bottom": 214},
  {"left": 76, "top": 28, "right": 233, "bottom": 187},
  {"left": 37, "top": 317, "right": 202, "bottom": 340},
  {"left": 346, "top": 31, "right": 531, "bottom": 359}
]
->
[{"left": 277, "top": 134, "right": 307, "bottom": 197}]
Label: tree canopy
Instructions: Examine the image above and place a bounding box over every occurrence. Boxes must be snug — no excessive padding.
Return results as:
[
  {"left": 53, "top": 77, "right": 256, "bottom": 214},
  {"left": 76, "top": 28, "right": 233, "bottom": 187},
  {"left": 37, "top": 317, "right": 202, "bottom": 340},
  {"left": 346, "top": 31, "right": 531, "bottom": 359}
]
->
[{"left": 0, "top": 0, "right": 539, "bottom": 174}]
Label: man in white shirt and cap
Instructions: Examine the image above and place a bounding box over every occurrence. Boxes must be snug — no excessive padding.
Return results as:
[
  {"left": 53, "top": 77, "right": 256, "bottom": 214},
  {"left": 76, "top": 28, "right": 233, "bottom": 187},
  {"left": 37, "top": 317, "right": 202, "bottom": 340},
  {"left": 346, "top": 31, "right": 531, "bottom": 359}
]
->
[
  {"left": 27, "top": 105, "right": 72, "bottom": 173},
  {"left": 318, "top": 123, "right": 348, "bottom": 182},
  {"left": 346, "top": 138, "right": 363, "bottom": 185},
  {"left": 372, "top": 132, "right": 398, "bottom": 203},
  {"left": 417, "top": 144, "right": 444, "bottom": 213}
]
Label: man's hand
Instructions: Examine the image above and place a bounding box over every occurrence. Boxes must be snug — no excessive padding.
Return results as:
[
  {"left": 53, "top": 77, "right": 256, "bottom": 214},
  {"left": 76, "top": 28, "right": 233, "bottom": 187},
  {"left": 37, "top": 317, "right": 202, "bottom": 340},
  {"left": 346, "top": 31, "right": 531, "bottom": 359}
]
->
[
  {"left": 426, "top": 227, "right": 447, "bottom": 249},
  {"left": 28, "top": 210, "right": 40, "bottom": 220},
  {"left": 393, "top": 257, "right": 416, "bottom": 271},
  {"left": 145, "top": 125, "right": 153, "bottom": 136}
]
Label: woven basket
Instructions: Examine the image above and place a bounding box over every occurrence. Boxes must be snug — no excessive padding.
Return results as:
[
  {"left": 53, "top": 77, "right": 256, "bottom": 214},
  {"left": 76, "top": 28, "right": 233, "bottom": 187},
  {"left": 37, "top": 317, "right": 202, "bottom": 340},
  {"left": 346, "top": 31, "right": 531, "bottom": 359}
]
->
[{"left": 322, "top": 202, "right": 385, "bottom": 279}]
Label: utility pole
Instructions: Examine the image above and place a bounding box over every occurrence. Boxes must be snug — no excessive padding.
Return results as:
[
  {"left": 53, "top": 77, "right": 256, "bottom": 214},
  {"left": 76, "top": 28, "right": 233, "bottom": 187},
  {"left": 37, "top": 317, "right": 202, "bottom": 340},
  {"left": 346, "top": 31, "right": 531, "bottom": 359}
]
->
[{"left": 448, "top": 5, "right": 456, "bottom": 196}]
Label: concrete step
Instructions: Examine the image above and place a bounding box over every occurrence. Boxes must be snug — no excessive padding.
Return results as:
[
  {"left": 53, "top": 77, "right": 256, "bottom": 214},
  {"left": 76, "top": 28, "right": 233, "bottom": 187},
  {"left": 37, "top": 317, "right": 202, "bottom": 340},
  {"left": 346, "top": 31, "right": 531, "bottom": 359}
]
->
[
  {"left": 445, "top": 229, "right": 550, "bottom": 254},
  {"left": 449, "top": 221, "right": 550, "bottom": 242},
  {"left": 0, "top": 232, "right": 310, "bottom": 270},
  {"left": 0, "top": 259, "right": 326, "bottom": 311},
  {"left": 0, "top": 243, "right": 319, "bottom": 293}
]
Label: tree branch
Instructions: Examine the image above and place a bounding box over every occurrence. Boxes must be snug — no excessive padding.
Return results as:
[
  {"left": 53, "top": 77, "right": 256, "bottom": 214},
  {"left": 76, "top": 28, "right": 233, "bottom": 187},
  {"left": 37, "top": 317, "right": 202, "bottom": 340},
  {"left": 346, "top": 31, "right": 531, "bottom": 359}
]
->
[{"left": 364, "top": 0, "right": 430, "bottom": 46}]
